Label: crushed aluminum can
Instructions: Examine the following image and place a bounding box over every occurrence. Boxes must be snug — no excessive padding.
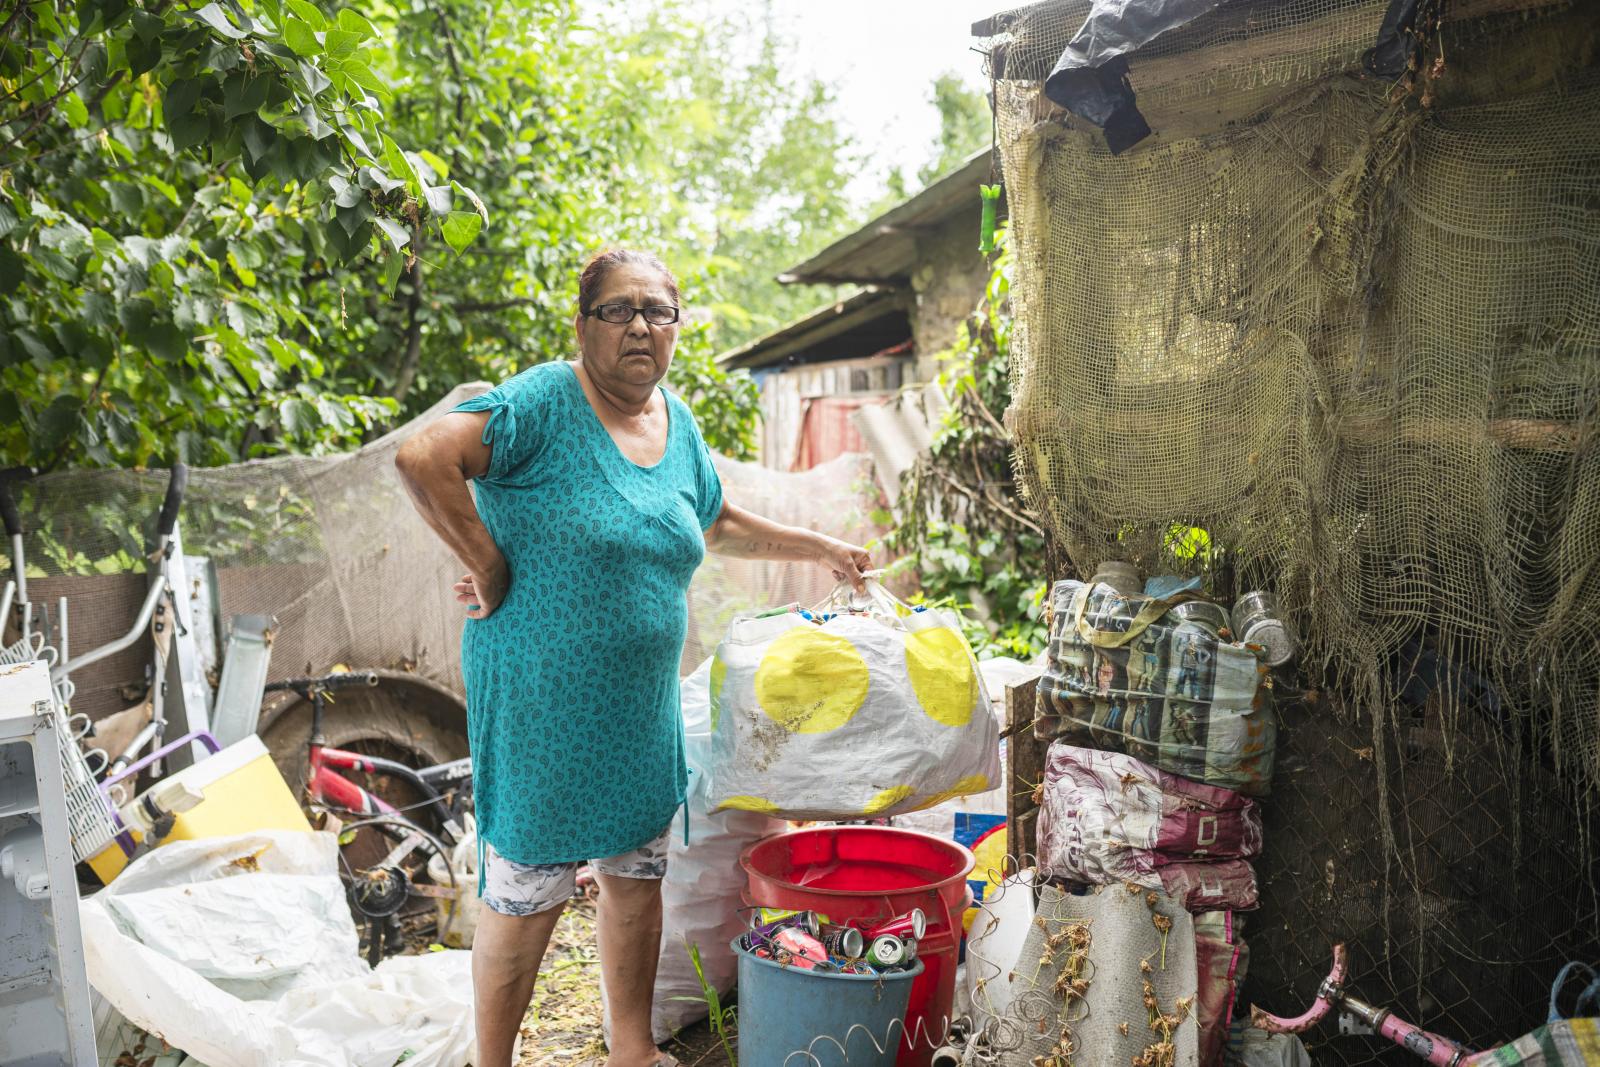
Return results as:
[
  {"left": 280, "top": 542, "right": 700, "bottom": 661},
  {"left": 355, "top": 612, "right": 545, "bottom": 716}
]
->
[
  {"left": 866, "top": 908, "right": 926, "bottom": 942},
  {"left": 754, "top": 907, "right": 825, "bottom": 934},
  {"left": 1232, "top": 591, "right": 1295, "bottom": 666},
  {"left": 820, "top": 923, "right": 865, "bottom": 959},
  {"left": 866, "top": 933, "right": 907, "bottom": 968}
]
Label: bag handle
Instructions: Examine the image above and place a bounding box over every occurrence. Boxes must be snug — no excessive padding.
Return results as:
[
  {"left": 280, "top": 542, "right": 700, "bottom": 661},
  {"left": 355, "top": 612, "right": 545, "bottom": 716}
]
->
[
  {"left": 1070, "top": 582, "right": 1202, "bottom": 649},
  {"left": 811, "top": 571, "right": 899, "bottom": 616}
]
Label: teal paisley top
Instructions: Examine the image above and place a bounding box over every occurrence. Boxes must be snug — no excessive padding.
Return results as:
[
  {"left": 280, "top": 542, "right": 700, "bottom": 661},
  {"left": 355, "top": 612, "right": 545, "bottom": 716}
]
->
[{"left": 452, "top": 361, "right": 724, "bottom": 865}]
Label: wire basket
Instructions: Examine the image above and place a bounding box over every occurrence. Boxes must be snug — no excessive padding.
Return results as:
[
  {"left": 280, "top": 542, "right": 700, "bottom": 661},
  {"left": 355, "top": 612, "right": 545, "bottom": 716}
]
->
[{"left": 5, "top": 635, "right": 122, "bottom": 862}]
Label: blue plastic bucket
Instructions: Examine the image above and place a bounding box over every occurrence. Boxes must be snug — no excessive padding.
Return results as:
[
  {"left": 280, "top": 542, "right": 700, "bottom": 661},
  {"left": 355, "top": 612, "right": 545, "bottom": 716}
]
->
[{"left": 732, "top": 939, "right": 925, "bottom": 1067}]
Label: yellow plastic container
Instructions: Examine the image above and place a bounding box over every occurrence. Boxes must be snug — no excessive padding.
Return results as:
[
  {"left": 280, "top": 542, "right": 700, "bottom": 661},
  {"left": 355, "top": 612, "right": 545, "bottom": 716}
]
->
[{"left": 87, "top": 735, "right": 309, "bottom": 883}]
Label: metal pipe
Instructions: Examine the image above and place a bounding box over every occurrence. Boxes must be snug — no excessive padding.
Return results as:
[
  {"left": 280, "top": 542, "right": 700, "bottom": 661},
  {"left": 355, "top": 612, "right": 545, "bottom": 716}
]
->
[
  {"left": 8, "top": 532, "right": 25, "bottom": 606},
  {"left": 53, "top": 579, "right": 169, "bottom": 681},
  {"left": 111, "top": 719, "right": 164, "bottom": 775},
  {"left": 58, "top": 596, "right": 68, "bottom": 668},
  {"left": 0, "top": 580, "right": 13, "bottom": 637}
]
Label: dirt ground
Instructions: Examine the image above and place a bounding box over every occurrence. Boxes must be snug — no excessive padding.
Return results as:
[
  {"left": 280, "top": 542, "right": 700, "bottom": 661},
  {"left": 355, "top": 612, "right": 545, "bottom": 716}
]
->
[{"left": 514, "top": 897, "right": 734, "bottom": 1067}]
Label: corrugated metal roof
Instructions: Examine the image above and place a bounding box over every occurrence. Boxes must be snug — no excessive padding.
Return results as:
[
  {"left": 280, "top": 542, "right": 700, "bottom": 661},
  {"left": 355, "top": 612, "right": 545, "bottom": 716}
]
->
[
  {"left": 775, "top": 149, "right": 997, "bottom": 287},
  {"left": 715, "top": 288, "right": 913, "bottom": 370}
]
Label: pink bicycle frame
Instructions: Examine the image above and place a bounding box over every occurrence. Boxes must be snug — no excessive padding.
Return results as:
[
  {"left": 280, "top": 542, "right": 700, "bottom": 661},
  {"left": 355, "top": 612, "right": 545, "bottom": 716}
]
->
[
  {"left": 1253, "top": 944, "right": 1497, "bottom": 1066},
  {"left": 310, "top": 743, "right": 399, "bottom": 817}
]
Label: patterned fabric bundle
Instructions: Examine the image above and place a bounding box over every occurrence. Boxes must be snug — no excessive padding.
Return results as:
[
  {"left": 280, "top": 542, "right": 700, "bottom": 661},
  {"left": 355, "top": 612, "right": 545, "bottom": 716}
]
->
[
  {"left": 1038, "top": 580, "right": 1277, "bottom": 796},
  {"left": 1038, "top": 741, "right": 1261, "bottom": 911}
]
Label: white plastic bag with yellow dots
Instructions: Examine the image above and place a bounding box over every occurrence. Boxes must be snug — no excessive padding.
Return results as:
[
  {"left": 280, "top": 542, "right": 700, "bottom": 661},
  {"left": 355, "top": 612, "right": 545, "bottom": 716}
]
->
[{"left": 706, "top": 581, "right": 1001, "bottom": 821}]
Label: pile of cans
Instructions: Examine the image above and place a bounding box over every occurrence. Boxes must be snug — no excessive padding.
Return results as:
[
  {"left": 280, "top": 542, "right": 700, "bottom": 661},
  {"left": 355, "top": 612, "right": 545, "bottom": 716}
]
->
[{"left": 735, "top": 906, "right": 926, "bottom": 976}]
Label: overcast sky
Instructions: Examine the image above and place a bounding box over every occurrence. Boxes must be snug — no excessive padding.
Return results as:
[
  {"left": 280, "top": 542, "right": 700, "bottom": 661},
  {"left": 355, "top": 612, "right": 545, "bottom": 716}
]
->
[{"left": 625, "top": 0, "right": 1002, "bottom": 206}]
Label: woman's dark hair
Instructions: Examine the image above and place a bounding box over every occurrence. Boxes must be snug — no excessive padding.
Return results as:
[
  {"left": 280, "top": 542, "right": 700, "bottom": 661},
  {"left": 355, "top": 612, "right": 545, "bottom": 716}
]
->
[{"left": 577, "top": 248, "right": 680, "bottom": 315}]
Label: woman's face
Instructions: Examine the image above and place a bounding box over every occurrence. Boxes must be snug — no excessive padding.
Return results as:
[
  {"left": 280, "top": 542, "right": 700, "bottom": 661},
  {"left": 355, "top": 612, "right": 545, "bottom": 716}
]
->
[{"left": 575, "top": 261, "right": 680, "bottom": 392}]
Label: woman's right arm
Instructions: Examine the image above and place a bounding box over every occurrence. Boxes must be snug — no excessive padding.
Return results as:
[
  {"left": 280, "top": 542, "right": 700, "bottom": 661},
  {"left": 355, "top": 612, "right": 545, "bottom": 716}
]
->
[{"left": 394, "top": 411, "right": 510, "bottom": 619}]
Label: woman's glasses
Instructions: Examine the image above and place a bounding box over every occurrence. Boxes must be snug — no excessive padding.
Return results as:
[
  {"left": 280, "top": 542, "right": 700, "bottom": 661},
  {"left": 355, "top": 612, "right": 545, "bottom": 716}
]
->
[{"left": 586, "top": 303, "right": 680, "bottom": 326}]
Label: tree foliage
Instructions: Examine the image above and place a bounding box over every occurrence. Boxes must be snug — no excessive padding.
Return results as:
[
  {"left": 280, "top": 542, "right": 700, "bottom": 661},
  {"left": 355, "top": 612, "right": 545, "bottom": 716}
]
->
[
  {"left": 917, "top": 71, "right": 991, "bottom": 186},
  {"left": 882, "top": 228, "right": 1049, "bottom": 660},
  {"left": 1, "top": 0, "right": 860, "bottom": 471},
  {"left": 0, "top": 0, "right": 493, "bottom": 468}
]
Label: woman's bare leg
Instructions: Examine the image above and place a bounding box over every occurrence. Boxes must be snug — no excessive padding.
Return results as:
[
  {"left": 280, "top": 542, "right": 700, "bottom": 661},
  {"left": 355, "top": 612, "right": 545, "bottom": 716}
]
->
[
  {"left": 594, "top": 871, "right": 665, "bottom": 1065},
  {"left": 472, "top": 902, "right": 568, "bottom": 1066}
]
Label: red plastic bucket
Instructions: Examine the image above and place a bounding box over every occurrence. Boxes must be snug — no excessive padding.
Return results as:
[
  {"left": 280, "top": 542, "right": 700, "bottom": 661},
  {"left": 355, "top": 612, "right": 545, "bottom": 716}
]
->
[{"left": 740, "top": 827, "right": 975, "bottom": 1067}]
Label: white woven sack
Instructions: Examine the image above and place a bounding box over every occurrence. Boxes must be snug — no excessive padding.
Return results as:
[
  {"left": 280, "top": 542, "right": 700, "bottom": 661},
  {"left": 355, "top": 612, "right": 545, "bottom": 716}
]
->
[{"left": 706, "top": 581, "right": 1001, "bottom": 820}]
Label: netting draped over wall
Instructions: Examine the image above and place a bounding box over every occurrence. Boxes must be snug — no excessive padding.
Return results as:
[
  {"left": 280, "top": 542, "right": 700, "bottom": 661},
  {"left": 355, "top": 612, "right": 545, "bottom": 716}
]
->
[
  {"left": 2, "top": 383, "right": 885, "bottom": 719},
  {"left": 984, "top": 0, "right": 1599, "bottom": 1060}
]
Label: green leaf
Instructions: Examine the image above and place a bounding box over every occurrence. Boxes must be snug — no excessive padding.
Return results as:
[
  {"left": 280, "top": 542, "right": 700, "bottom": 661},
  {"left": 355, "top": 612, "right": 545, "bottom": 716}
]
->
[
  {"left": 284, "top": 0, "right": 326, "bottom": 32},
  {"left": 335, "top": 202, "right": 370, "bottom": 237},
  {"left": 280, "top": 396, "right": 317, "bottom": 433},
  {"left": 339, "top": 122, "right": 373, "bottom": 159},
  {"left": 440, "top": 210, "right": 481, "bottom": 255},
  {"left": 227, "top": 249, "right": 257, "bottom": 287},
  {"left": 61, "top": 92, "right": 89, "bottom": 128},
  {"left": 297, "top": 101, "right": 334, "bottom": 140},
  {"left": 336, "top": 8, "right": 377, "bottom": 38},
  {"left": 374, "top": 216, "right": 409, "bottom": 252},
  {"left": 145, "top": 322, "right": 188, "bottom": 362},
  {"left": 193, "top": 2, "right": 250, "bottom": 39},
  {"left": 283, "top": 17, "right": 319, "bottom": 57},
  {"left": 167, "top": 109, "right": 211, "bottom": 152},
  {"left": 223, "top": 71, "right": 272, "bottom": 120},
  {"left": 415, "top": 148, "right": 449, "bottom": 182},
  {"left": 421, "top": 184, "right": 451, "bottom": 215},
  {"left": 337, "top": 59, "right": 385, "bottom": 96},
  {"left": 137, "top": 174, "right": 179, "bottom": 206},
  {"left": 380, "top": 247, "right": 404, "bottom": 294},
  {"left": 294, "top": 59, "right": 332, "bottom": 97},
  {"left": 126, "top": 32, "right": 162, "bottom": 77},
  {"left": 37, "top": 395, "right": 84, "bottom": 453},
  {"left": 241, "top": 117, "right": 276, "bottom": 163},
  {"left": 382, "top": 134, "right": 417, "bottom": 188},
  {"left": 450, "top": 180, "right": 488, "bottom": 223},
  {"left": 323, "top": 28, "right": 359, "bottom": 58},
  {"left": 107, "top": 182, "right": 144, "bottom": 217}
]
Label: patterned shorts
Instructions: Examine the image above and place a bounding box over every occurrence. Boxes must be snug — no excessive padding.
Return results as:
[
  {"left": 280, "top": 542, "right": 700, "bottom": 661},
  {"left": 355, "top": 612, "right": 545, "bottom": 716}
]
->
[{"left": 480, "top": 828, "right": 672, "bottom": 917}]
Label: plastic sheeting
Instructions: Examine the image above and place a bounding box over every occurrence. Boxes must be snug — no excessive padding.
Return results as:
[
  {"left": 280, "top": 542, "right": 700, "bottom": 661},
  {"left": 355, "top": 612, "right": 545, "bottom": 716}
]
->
[
  {"left": 1042, "top": 0, "right": 1223, "bottom": 152},
  {"left": 81, "top": 830, "right": 476, "bottom": 1067}
]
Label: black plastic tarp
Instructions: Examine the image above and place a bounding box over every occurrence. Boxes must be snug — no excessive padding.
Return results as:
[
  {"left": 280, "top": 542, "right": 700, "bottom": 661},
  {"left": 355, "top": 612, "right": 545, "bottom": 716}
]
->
[{"left": 1042, "top": 0, "right": 1223, "bottom": 154}]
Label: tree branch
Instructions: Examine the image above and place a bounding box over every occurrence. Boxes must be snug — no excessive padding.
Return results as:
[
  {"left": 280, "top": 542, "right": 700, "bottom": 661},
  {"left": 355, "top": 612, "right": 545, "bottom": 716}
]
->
[
  {"left": 391, "top": 256, "right": 426, "bottom": 404},
  {"left": 425, "top": 0, "right": 466, "bottom": 124}
]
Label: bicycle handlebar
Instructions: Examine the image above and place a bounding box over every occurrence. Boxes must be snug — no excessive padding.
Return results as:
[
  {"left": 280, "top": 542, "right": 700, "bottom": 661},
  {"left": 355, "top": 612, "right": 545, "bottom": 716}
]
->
[
  {"left": 0, "top": 466, "right": 35, "bottom": 539},
  {"left": 263, "top": 671, "right": 380, "bottom": 695},
  {"left": 156, "top": 463, "right": 188, "bottom": 539}
]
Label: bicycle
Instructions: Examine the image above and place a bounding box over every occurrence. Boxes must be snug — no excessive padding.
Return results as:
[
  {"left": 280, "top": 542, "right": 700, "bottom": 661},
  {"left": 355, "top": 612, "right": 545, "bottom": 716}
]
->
[
  {"left": 1249, "top": 943, "right": 1599, "bottom": 1064},
  {"left": 262, "top": 671, "right": 475, "bottom": 963}
]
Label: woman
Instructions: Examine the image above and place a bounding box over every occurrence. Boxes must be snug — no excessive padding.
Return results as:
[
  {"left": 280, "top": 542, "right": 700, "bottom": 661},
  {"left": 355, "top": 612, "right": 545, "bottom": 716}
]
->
[{"left": 394, "top": 248, "right": 871, "bottom": 1067}]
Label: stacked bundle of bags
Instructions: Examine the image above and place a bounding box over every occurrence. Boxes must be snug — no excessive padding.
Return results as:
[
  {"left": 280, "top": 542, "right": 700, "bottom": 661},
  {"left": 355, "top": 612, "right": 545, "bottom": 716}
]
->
[{"left": 1035, "top": 573, "right": 1281, "bottom": 1066}]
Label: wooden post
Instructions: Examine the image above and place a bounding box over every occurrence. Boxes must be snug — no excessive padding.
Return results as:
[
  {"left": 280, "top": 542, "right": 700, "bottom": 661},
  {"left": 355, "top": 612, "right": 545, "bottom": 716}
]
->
[{"left": 1003, "top": 674, "right": 1047, "bottom": 869}]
